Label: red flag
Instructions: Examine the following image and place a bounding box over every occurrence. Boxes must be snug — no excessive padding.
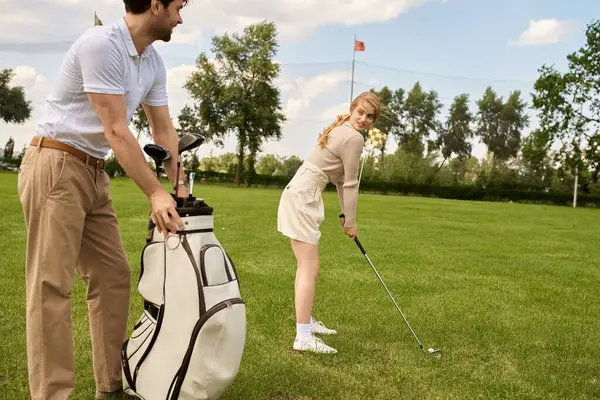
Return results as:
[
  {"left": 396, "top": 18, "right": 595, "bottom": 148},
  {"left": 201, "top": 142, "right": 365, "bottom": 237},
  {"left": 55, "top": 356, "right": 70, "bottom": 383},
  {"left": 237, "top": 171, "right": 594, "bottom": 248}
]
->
[{"left": 354, "top": 40, "right": 365, "bottom": 51}]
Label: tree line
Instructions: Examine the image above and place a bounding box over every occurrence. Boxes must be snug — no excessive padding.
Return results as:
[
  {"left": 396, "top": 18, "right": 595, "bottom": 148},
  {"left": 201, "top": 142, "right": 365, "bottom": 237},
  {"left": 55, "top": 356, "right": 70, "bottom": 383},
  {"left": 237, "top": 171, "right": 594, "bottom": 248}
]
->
[
  {"left": 2, "top": 18, "right": 600, "bottom": 206},
  {"left": 129, "top": 18, "right": 600, "bottom": 204}
]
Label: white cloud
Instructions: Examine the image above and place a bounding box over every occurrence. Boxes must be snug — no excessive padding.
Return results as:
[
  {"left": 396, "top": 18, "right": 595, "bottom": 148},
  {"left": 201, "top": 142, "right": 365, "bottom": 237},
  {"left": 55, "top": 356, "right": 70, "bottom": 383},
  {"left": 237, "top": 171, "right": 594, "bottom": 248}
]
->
[
  {"left": 0, "top": 0, "right": 440, "bottom": 45},
  {"left": 170, "top": 28, "right": 202, "bottom": 46},
  {"left": 150, "top": 64, "right": 354, "bottom": 158},
  {"left": 0, "top": 66, "right": 50, "bottom": 153},
  {"left": 160, "top": 64, "right": 349, "bottom": 133},
  {"left": 165, "top": 64, "right": 197, "bottom": 119},
  {"left": 183, "top": 0, "right": 440, "bottom": 41},
  {"left": 321, "top": 102, "right": 351, "bottom": 120},
  {"left": 509, "top": 19, "right": 577, "bottom": 46},
  {"left": 11, "top": 66, "right": 47, "bottom": 93},
  {"left": 281, "top": 70, "right": 349, "bottom": 120}
]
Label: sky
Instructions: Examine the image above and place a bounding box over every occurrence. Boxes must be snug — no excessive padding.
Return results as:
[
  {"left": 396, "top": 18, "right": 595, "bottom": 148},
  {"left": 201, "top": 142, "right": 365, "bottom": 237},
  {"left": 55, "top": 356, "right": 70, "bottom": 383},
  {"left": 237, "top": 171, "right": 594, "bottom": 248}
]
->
[{"left": 0, "top": 0, "right": 598, "bottom": 161}]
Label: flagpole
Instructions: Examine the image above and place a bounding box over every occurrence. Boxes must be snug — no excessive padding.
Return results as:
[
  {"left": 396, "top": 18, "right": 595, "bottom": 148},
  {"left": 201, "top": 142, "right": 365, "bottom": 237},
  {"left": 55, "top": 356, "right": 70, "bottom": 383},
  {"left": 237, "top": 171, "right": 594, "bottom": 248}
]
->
[{"left": 350, "top": 34, "right": 356, "bottom": 103}]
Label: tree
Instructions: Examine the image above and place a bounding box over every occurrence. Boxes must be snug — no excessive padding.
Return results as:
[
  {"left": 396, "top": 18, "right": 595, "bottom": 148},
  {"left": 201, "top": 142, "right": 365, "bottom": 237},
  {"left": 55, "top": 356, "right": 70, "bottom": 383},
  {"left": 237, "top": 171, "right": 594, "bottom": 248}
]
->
[
  {"left": 476, "top": 87, "right": 527, "bottom": 162},
  {"left": 448, "top": 156, "right": 479, "bottom": 184},
  {"left": 4, "top": 136, "right": 14, "bottom": 159},
  {"left": 532, "top": 19, "right": 600, "bottom": 183},
  {"left": 275, "top": 156, "right": 303, "bottom": 178},
  {"left": 177, "top": 104, "right": 218, "bottom": 143},
  {"left": 434, "top": 93, "right": 474, "bottom": 169},
  {"left": 184, "top": 21, "right": 286, "bottom": 185},
  {"left": 199, "top": 153, "right": 238, "bottom": 174},
  {"left": 16, "top": 144, "right": 26, "bottom": 163},
  {"left": 255, "top": 154, "right": 282, "bottom": 176},
  {"left": 177, "top": 104, "right": 212, "bottom": 171},
  {"left": 395, "top": 82, "right": 442, "bottom": 156},
  {"left": 368, "top": 86, "right": 397, "bottom": 161},
  {"left": 0, "top": 69, "right": 32, "bottom": 124},
  {"left": 499, "top": 90, "right": 528, "bottom": 158},
  {"left": 183, "top": 152, "right": 200, "bottom": 172},
  {"left": 130, "top": 106, "right": 150, "bottom": 140},
  {"left": 521, "top": 128, "right": 552, "bottom": 175}
]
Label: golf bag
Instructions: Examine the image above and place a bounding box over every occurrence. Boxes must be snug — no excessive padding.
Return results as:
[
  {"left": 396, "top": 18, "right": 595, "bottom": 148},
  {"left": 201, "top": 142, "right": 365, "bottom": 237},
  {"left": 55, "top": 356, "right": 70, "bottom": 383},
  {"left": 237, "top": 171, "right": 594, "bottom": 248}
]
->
[{"left": 121, "top": 196, "right": 246, "bottom": 400}]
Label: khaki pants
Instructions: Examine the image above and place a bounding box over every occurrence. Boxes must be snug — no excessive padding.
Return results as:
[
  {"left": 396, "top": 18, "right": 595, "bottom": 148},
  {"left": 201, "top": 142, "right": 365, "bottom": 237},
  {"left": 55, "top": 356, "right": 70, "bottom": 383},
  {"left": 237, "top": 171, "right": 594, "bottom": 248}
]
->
[{"left": 17, "top": 144, "right": 131, "bottom": 400}]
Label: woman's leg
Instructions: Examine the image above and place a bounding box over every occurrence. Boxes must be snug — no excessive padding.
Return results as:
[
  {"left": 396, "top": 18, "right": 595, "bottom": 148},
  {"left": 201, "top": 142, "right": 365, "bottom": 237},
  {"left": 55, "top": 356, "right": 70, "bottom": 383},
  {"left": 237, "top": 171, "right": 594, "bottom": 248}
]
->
[
  {"left": 291, "top": 238, "right": 320, "bottom": 325},
  {"left": 290, "top": 239, "right": 337, "bottom": 353}
]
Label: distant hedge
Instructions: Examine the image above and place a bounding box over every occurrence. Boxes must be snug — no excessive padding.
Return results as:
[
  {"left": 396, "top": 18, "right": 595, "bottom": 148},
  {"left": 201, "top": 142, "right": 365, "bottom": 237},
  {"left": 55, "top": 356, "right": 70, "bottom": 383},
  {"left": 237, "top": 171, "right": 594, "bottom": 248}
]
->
[
  {"left": 4, "top": 160, "right": 597, "bottom": 207},
  {"left": 194, "top": 170, "right": 600, "bottom": 207}
]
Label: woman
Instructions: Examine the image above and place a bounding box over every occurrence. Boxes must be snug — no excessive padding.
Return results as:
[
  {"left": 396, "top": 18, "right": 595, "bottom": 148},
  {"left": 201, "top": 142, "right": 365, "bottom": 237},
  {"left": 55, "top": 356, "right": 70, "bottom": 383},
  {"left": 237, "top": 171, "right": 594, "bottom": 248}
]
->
[{"left": 277, "top": 91, "right": 381, "bottom": 354}]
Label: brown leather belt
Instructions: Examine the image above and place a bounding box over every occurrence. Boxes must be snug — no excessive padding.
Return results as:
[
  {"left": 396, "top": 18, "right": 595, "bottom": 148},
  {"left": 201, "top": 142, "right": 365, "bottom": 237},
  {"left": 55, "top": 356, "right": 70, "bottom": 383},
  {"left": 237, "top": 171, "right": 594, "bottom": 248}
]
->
[{"left": 30, "top": 136, "right": 105, "bottom": 170}]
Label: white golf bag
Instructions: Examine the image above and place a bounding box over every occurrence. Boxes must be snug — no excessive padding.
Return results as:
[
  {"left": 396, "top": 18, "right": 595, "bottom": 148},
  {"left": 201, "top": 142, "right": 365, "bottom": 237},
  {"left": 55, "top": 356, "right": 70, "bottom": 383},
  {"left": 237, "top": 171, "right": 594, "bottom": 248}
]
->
[{"left": 121, "top": 197, "right": 246, "bottom": 400}]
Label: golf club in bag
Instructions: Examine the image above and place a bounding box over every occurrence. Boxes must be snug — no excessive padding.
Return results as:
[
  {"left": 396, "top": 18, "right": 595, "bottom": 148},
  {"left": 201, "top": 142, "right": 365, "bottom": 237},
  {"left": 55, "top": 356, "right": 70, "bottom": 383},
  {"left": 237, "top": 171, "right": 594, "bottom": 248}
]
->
[
  {"left": 175, "top": 133, "right": 204, "bottom": 197},
  {"left": 144, "top": 144, "right": 171, "bottom": 179},
  {"left": 121, "top": 140, "right": 247, "bottom": 400}
]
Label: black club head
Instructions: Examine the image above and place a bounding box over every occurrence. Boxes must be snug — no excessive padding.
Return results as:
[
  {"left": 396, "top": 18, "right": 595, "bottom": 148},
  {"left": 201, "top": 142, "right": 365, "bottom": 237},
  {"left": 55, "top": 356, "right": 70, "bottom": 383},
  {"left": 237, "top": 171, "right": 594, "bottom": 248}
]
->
[
  {"left": 178, "top": 133, "right": 205, "bottom": 154},
  {"left": 144, "top": 143, "right": 170, "bottom": 163}
]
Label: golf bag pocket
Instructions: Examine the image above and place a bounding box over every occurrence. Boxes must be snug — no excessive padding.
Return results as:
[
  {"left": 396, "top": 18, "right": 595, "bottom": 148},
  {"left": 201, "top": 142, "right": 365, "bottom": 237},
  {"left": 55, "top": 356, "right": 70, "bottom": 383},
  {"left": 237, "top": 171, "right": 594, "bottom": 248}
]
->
[
  {"left": 168, "top": 298, "right": 246, "bottom": 400},
  {"left": 138, "top": 243, "right": 165, "bottom": 306},
  {"left": 122, "top": 309, "right": 158, "bottom": 391},
  {"left": 200, "top": 244, "right": 236, "bottom": 286}
]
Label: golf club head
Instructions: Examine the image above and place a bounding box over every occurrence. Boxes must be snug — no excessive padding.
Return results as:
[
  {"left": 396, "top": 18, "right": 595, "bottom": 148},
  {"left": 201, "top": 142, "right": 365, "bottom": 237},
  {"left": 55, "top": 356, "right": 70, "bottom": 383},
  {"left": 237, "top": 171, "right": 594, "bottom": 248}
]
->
[
  {"left": 178, "top": 132, "right": 204, "bottom": 154},
  {"left": 144, "top": 143, "right": 171, "bottom": 162},
  {"left": 426, "top": 348, "right": 442, "bottom": 358}
]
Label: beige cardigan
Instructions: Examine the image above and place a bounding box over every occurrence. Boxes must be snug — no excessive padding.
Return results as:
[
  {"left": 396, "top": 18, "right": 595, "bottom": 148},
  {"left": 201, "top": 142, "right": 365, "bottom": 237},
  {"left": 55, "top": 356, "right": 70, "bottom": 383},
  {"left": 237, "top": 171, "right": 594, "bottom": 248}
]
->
[{"left": 305, "top": 122, "right": 364, "bottom": 228}]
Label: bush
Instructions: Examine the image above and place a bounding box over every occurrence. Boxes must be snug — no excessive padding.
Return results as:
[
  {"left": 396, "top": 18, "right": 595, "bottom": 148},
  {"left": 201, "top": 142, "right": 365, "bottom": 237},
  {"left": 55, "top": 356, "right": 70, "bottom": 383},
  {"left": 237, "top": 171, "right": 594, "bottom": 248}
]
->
[{"left": 191, "top": 169, "right": 600, "bottom": 207}]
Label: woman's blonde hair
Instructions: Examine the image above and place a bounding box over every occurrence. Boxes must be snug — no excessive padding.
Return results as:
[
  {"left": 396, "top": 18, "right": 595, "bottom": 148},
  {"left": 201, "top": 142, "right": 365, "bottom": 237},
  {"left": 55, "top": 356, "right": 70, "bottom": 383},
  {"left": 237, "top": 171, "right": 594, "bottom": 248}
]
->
[{"left": 317, "top": 91, "right": 381, "bottom": 147}]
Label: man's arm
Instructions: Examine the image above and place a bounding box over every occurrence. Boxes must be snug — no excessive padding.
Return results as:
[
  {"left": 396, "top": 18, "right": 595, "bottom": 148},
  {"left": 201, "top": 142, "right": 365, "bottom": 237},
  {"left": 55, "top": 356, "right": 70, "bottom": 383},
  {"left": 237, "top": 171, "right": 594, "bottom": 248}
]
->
[
  {"left": 142, "top": 103, "right": 187, "bottom": 195},
  {"left": 76, "top": 35, "right": 162, "bottom": 196},
  {"left": 141, "top": 54, "right": 188, "bottom": 197},
  {"left": 77, "top": 35, "right": 182, "bottom": 234},
  {"left": 88, "top": 93, "right": 164, "bottom": 198}
]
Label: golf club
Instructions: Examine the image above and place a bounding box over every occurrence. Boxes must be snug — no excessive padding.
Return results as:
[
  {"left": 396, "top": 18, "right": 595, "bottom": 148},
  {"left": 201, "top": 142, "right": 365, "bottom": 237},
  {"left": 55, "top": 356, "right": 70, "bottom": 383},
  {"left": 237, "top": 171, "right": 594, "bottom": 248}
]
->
[
  {"left": 189, "top": 172, "right": 196, "bottom": 198},
  {"left": 358, "top": 156, "right": 366, "bottom": 184},
  {"left": 344, "top": 222, "right": 442, "bottom": 358},
  {"left": 176, "top": 133, "right": 204, "bottom": 197},
  {"left": 143, "top": 144, "right": 171, "bottom": 179}
]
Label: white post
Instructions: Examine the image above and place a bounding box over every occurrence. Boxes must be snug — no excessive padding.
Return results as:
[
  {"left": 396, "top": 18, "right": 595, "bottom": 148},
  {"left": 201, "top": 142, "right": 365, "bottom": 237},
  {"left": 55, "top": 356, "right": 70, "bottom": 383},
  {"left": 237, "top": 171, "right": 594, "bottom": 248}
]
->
[
  {"left": 573, "top": 165, "right": 578, "bottom": 207},
  {"left": 573, "top": 104, "right": 585, "bottom": 208}
]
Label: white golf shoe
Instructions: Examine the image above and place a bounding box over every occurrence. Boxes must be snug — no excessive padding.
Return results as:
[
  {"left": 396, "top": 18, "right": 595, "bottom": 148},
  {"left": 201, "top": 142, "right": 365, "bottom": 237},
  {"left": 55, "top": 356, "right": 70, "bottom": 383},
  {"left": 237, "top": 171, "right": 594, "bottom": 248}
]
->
[
  {"left": 311, "top": 319, "right": 337, "bottom": 335},
  {"left": 293, "top": 336, "right": 337, "bottom": 354}
]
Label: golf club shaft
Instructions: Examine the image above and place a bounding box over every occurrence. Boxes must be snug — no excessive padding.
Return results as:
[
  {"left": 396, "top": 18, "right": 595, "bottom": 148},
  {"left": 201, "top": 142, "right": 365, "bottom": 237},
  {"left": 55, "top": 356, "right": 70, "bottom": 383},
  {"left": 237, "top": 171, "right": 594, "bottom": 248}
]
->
[
  {"left": 154, "top": 161, "right": 161, "bottom": 179},
  {"left": 358, "top": 156, "right": 366, "bottom": 186},
  {"left": 175, "top": 155, "right": 181, "bottom": 197},
  {"left": 354, "top": 237, "right": 425, "bottom": 350},
  {"left": 189, "top": 172, "right": 195, "bottom": 197}
]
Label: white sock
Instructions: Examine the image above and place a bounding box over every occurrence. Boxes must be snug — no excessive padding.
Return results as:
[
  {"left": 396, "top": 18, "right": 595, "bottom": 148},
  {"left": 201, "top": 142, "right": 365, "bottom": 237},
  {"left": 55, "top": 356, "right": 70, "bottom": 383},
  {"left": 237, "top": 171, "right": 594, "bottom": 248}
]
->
[
  {"left": 296, "top": 322, "right": 312, "bottom": 341},
  {"left": 310, "top": 315, "right": 315, "bottom": 324}
]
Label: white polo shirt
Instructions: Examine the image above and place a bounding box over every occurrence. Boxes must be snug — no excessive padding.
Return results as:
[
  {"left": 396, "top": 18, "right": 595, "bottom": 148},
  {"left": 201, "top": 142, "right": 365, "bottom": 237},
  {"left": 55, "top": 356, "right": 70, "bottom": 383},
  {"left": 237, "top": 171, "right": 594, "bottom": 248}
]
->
[{"left": 36, "top": 17, "right": 169, "bottom": 159}]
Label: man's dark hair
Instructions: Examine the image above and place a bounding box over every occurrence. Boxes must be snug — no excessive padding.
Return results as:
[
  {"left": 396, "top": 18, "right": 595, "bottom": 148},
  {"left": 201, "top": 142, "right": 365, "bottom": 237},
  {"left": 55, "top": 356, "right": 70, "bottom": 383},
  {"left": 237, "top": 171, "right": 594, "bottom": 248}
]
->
[{"left": 123, "top": 0, "right": 188, "bottom": 14}]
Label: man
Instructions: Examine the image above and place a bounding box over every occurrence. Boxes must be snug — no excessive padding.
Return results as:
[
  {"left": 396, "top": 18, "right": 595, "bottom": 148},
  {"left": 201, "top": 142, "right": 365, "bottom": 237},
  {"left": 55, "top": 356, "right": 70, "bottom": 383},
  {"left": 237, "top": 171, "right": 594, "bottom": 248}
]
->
[{"left": 17, "top": 1, "right": 190, "bottom": 399}]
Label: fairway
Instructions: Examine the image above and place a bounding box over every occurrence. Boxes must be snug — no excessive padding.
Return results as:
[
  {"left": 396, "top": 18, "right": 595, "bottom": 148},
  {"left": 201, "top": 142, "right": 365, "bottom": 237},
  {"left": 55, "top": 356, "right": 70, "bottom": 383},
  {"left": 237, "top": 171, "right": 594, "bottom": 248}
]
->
[{"left": 1, "top": 171, "right": 599, "bottom": 399}]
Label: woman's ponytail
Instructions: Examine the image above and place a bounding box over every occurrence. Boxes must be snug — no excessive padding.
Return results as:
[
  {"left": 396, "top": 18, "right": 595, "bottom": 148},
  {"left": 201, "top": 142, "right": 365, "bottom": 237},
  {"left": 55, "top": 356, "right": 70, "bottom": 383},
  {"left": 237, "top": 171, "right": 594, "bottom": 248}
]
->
[{"left": 318, "top": 113, "right": 350, "bottom": 147}]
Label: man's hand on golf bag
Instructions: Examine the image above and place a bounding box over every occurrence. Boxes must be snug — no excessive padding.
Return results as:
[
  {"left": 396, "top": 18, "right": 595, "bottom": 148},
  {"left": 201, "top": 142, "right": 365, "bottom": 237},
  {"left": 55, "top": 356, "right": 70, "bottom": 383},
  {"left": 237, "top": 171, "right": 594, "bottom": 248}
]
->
[
  {"left": 339, "top": 213, "right": 358, "bottom": 239},
  {"left": 150, "top": 188, "right": 184, "bottom": 236}
]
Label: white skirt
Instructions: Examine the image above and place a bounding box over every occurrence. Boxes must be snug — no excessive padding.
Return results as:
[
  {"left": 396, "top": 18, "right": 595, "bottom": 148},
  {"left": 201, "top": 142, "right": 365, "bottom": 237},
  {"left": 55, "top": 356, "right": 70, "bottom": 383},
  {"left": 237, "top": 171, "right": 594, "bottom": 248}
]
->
[{"left": 277, "top": 161, "right": 329, "bottom": 245}]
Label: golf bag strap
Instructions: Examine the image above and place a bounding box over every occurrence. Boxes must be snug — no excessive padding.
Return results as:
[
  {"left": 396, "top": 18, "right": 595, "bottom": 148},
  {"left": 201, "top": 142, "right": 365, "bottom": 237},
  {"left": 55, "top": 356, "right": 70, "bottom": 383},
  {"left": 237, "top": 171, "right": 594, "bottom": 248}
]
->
[{"left": 144, "top": 301, "right": 160, "bottom": 320}]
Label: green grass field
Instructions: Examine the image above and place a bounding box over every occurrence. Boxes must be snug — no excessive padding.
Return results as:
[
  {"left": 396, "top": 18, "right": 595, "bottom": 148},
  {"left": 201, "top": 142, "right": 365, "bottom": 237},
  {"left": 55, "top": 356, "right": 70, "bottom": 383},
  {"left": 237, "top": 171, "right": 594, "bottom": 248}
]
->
[{"left": 1, "top": 170, "right": 599, "bottom": 399}]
